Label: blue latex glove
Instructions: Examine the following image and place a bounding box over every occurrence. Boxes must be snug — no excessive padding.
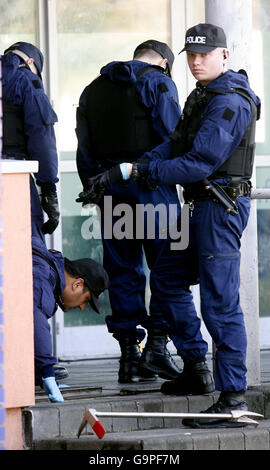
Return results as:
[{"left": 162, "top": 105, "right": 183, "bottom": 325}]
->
[
  {"left": 42, "top": 376, "right": 64, "bottom": 402},
  {"left": 119, "top": 163, "right": 131, "bottom": 180}
]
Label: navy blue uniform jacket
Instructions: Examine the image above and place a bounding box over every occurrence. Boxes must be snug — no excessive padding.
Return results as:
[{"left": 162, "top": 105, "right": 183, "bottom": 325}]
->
[
  {"left": 2, "top": 52, "right": 59, "bottom": 193},
  {"left": 142, "top": 70, "right": 260, "bottom": 184},
  {"left": 32, "top": 236, "right": 66, "bottom": 383}
]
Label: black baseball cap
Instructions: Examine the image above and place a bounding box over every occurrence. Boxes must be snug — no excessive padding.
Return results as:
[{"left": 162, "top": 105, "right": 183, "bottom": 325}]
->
[
  {"left": 133, "top": 39, "right": 174, "bottom": 76},
  {"left": 4, "top": 41, "right": 44, "bottom": 77},
  {"left": 180, "top": 23, "right": 227, "bottom": 54},
  {"left": 64, "top": 257, "right": 109, "bottom": 314}
]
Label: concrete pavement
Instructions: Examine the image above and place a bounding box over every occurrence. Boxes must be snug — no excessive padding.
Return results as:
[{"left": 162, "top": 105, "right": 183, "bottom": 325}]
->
[{"left": 22, "top": 350, "right": 270, "bottom": 450}]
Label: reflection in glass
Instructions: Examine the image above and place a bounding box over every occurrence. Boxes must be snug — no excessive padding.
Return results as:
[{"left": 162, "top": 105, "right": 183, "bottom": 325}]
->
[
  {"left": 0, "top": 0, "right": 37, "bottom": 52},
  {"left": 252, "top": 0, "right": 270, "bottom": 154},
  {"left": 256, "top": 167, "right": 270, "bottom": 317},
  {"left": 58, "top": 0, "right": 171, "bottom": 328},
  {"left": 61, "top": 172, "right": 111, "bottom": 327},
  {"left": 56, "top": 0, "right": 171, "bottom": 157}
]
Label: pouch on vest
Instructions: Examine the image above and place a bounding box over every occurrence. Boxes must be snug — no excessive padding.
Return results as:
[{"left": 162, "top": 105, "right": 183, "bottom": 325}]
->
[
  {"left": 34, "top": 92, "right": 58, "bottom": 126},
  {"left": 2, "top": 99, "right": 28, "bottom": 155},
  {"left": 210, "top": 89, "right": 259, "bottom": 180}
]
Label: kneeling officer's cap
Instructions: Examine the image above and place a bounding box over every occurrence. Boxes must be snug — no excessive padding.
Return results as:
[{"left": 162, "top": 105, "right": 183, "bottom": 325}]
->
[{"left": 64, "top": 257, "right": 109, "bottom": 314}]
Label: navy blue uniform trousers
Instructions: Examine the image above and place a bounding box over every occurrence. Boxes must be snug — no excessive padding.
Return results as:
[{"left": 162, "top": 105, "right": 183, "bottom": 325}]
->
[
  {"left": 30, "top": 175, "right": 45, "bottom": 240},
  {"left": 149, "top": 196, "right": 251, "bottom": 392},
  {"left": 99, "top": 179, "right": 181, "bottom": 341}
]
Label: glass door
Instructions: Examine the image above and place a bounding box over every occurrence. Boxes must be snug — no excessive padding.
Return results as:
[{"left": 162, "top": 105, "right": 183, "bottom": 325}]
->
[
  {"left": 54, "top": 0, "right": 173, "bottom": 359},
  {"left": 256, "top": 163, "right": 270, "bottom": 348},
  {"left": 252, "top": 0, "right": 270, "bottom": 349}
]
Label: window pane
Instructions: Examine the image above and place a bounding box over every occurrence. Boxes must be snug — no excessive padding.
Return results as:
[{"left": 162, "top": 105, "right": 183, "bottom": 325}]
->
[
  {"left": 0, "top": 0, "right": 37, "bottom": 52},
  {"left": 253, "top": 0, "right": 270, "bottom": 321},
  {"left": 57, "top": 0, "right": 171, "bottom": 328},
  {"left": 252, "top": 0, "right": 270, "bottom": 154},
  {"left": 61, "top": 172, "right": 111, "bottom": 327},
  {"left": 56, "top": 0, "right": 171, "bottom": 158}
]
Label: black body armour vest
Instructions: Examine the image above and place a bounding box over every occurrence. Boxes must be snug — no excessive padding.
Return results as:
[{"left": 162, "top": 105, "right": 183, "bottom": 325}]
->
[
  {"left": 85, "top": 66, "right": 164, "bottom": 166},
  {"left": 2, "top": 98, "right": 28, "bottom": 156},
  {"left": 170, "top": 82, "right": 260, "bottom": 181}
]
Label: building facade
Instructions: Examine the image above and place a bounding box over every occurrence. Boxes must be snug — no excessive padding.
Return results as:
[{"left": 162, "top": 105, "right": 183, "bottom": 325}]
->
[
  {"left": 0, "top": 56, "right": 5, "bottom": 450},
  {"left": 0, "top": 0, "right": 269, "bottom": 362}
]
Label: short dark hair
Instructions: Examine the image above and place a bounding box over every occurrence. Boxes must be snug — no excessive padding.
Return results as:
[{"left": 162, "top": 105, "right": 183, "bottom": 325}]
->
[
  {"left": 64, "top": 258, "right": 79, "bottom": 278},
  {"left": 63, "top": 257, "right": 109, "bottom": 314},
  {"left": 64, "top": 259, "right": 89, "bottom": 293},
  {"left": 133, "top": 48, "right": 170, "bottom": 75},
  {"left": 133, "top": 39, "right": 174, "bottom": 76},
  {"left": 133, "top": 48, "right": 163, "bottom": 61}
]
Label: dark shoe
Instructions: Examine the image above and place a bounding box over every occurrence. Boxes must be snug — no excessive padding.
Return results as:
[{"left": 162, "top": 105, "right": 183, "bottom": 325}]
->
[
  {"left": 182, "top": 391, "right": 248, "bottom": 428},
  {"left": 53, "top": 365, "right": 69, "bottom": 381},
  {"left": 139, "top": 330, "right": 181, "bottom": 380},
  {"left": 160, "top": 358, "right": 214, "bottom": 395},
  {"left": 118, "top": 338, "right": 157, "bottom": 384}
]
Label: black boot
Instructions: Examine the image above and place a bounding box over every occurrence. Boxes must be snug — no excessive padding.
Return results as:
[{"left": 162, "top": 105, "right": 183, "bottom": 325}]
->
[
  {"left": 182, "top": 391, "right": 248, "bottom": 428},
  {"left": 160, "top": 358, "right": 214, "bottom": 395},
  {"left": 139, "top": 330, "right": 181, "bottom": 380},
  {"left": 118, "top": 338, "right": 157, "bottom": 384},
  {"left": 53, "top": 365, "right": 69, "bottom": 381}
]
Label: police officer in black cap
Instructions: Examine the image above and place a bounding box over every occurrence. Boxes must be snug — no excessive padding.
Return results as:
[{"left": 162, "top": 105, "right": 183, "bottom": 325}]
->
[
  {"left": 100, "top": 23, "right": 261, "bottom": 427},
  {"left": 76, "top": 39, "right": 182, "bottom": 384},
  {"left": 2, "top": 41, "right": 60, "bottom": 239},
  {"left": 32, "top": 235, "right": 109, "bottom": 402}
]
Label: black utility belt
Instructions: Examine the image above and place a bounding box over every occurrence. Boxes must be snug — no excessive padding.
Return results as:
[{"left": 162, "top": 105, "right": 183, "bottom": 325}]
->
[
  {"left": 221, "top": 181, "right": 252, "bottom": 199},
  {"left": 184, "top": 181, "right": 251, "bottom": 203}
]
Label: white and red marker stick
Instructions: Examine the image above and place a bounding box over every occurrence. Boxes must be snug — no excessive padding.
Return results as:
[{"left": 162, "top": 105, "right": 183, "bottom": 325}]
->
[{"left": 77, "top": 408, "right": 106, "bottom": 439}]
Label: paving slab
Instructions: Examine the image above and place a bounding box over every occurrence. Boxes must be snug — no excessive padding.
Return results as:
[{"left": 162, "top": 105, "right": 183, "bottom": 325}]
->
[
  {"left": 32, "top": 420, "right": 270, "bottom": 451},
  {"left": 24, "top": 350, "right": 270, "bottom": 450}
]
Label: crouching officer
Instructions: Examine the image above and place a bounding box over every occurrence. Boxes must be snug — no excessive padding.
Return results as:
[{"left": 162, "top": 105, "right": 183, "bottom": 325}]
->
[
  {"left": 76, "top": 40, "right": 182, "bottom": 383},
  {"left": 32, "top": 236, "right": 109, "bottom": 402},
  {"left": 2, "top": 42, "right": 60, "bottom": 239},
  {"left": 93, "top": 24, "right": 261, "bottom": 427}
]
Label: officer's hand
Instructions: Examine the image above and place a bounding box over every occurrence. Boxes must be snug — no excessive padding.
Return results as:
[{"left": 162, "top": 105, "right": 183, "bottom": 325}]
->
[
  {"left": 76, "top": 165, "right": 124, "bottom": 205},
  {"left": 76, "top": 173, "right": 107, "bottom": 205},
  {"left": 132, "top": 160, "right": 158, "bottom": 191},
  {"left": 41, "top": 192, "right": 60, "bottom": 234},
  {"left": 42, "top": 376, "right": 64, "bottom": 403}
]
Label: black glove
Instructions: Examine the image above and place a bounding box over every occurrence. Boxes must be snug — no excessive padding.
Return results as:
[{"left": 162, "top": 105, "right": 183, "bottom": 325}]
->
[
  {"left": 76, "top": 165, "right": 123, "bottom": 205},
  {"left": 41, "top": 192, "right": 60, "bottom": 234}
]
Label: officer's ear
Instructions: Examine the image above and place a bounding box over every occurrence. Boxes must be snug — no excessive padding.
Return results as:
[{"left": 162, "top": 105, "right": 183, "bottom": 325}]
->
[
  {"left": 72, "top": 277, "right": 85, "bottom": 291},
  {"left": 159, "top": 57, "right": 168, "bottom": 71},
  {"left": 223, "top": 49, "right": 229, "bottom": 62},
  {"left": 26, "top": 57, "right": 39, "bottom": 75}
]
